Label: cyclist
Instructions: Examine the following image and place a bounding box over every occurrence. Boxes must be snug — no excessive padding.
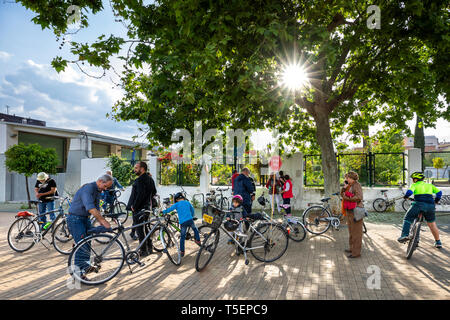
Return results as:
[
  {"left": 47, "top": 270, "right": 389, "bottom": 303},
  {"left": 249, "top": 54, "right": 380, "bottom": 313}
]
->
[
  {"left": 397, "top": 172, "right": 442, "bottom": 249},
  {"left": 162, "top": 192, "right": 201, "bottom": 257},
  {"left": 100, "top": 170, "right": 124, "bottom": 212}
]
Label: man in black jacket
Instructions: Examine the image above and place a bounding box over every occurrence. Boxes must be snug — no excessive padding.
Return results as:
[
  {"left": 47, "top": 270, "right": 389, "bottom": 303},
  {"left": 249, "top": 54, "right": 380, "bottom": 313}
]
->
[{"left": 127, "top": 161, "right": 156, "bottom": 256}]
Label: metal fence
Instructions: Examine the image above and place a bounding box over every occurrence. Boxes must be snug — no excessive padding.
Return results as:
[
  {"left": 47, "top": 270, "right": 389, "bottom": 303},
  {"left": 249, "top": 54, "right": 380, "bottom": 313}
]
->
[
  {"left": 304, "top": 152, "right": 407, "bottom": 187},
  {"left": 422, "top": 151, "right": 450, "bottom": 186}
]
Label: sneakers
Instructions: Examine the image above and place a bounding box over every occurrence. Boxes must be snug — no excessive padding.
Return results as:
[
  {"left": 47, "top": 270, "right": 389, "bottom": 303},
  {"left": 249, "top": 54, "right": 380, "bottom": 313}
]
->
[
  {"left": 180, "top": 251, "right": 185, "bottom": 257},
  {"left": 397, "top": 236, "right": 409, "bottom": 243},
  {"left": 435, "top": 240, "right": 442, "bottom": 249}
]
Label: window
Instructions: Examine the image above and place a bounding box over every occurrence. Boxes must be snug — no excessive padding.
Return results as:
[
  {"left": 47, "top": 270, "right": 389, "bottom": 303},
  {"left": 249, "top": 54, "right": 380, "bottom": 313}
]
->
[
  {"left": 92, "top": 142, "right": 111, "bottom": 158},
  {"left": 121, "top": 147, "right": 142, "bottom": 161},
  {"left": 18, "top": 131, "right": 67, "bottom": 172}
]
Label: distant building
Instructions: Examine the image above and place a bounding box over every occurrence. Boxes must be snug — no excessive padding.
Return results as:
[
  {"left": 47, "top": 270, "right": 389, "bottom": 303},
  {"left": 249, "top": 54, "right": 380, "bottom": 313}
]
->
[
  {"left": 0, "top": 119, "right": 147, "bottom": 201},
  {"left": 404, "top": 135, "right": 440, "bottom": 151},
  {"left": 0, "top": 112, "right": 46, "bottom": 127}
]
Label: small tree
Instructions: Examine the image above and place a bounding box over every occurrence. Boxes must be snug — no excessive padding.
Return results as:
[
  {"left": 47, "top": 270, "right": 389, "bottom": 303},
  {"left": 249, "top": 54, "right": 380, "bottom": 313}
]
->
[
  {"left": 432, "top": 157, "right": 445, "bottom": 180},
  {"left": 5, "top": 143, "right": 58, "bottom": 208}
]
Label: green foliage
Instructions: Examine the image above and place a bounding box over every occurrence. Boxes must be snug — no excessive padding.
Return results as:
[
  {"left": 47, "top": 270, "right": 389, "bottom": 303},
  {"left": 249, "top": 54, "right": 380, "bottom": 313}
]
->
[
  {"left": 5, "top": 143, "right": 58, "bottom": 177},
  {"left": 159, "top": 160, "right": 177, "bottom": 185},
  {"left": 107, "top": 155, "right": 133, "bottom": 187},
  {"left": 211, "top": 163, "right": 232, "bottom": 185},
  {"left": 18, "top": 0, "right": 450, "bottom": 192},
  {"left": 432, "top": 157, "right": 445, "bottom": 169}
]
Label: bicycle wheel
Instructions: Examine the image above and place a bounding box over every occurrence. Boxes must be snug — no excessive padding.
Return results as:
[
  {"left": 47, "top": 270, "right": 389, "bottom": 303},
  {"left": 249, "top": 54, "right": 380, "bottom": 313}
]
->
[
  {"left": 249, "top": 222, "right": 289, "bottom": 262},
  {"left": 195, "top": 229, "right": 220, "bottom": 272},
  {"left": 287, "top": 222, "right": 307, "bottom": 242},
  {"left": 406, "top": 220, "right": 420, "bottom": 260},
  {"left": 7, "top": 217, "right": 38, "bottom": 253},
  {"left": 402, "top": 199, "right": 411, "bottom": 212},
  {"left": 149, "top": 225, "right": 165, "bottom": 252},
  {"left": 68, "top": 233, "right": 125, "bottom": 285},
  {"left": 52, "top": 220, "right": 75, "bottom": 255},
  {"left": 302, "top": 206, "right": 332, "bottom": 235},
  {"left": 113, "top": 202, "right": 130, "bottom": 225},
  {"left": 373, "top": 198, "right": 388, "bottom": 212},
  {"left": 161, "top": 227, "right": 181, "bottom": 266}
]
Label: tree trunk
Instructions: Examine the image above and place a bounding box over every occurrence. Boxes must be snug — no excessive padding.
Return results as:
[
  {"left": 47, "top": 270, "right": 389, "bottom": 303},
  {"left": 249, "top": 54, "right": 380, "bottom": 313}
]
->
[
  {"left": 313, "top": 111, "right": 340, "bottom": 195},
  {"left": 25, "top": 176, "right": 31, "bottom": 209}
]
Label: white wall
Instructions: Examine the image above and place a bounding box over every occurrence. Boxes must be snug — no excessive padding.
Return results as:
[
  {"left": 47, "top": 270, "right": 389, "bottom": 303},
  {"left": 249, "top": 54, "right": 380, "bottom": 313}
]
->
[{"left": 76, "top": 154, "right": 450, "bottom": 212}]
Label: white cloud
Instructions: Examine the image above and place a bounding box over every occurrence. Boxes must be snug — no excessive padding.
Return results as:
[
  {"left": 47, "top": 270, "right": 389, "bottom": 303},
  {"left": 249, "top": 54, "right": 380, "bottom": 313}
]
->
[{"left": 0, "top": 51, "right": 12, "bottom": 61}]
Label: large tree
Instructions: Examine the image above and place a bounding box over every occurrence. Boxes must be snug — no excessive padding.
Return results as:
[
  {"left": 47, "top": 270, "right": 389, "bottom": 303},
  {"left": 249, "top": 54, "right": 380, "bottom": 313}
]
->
[{"left": 18, "top": 0, "right": 449, "bottom": 194}]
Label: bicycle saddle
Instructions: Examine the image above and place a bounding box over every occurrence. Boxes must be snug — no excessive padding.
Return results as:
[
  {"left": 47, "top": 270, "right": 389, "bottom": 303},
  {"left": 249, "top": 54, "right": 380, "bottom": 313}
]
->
[
  {"left": 320, "top": 197, "right": 331, "bottom": 202},
  {"left": 28, "top": 200, "right": 40, "bottom": 204},
  {"left": 380, "top": 190, "right": 388, "bottom": 193}
]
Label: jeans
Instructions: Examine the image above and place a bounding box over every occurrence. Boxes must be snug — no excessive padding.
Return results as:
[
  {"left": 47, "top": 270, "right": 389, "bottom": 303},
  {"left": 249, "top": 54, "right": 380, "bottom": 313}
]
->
[
  {"left": 66, "top": 214, "right": 92, "bottom": 273},
  {"left": 401, "top": 201, "right": 436, "bottom": 237},
  {"left": 180, "top": 220, "right": 200, "bottom": 252},
  {"left": 38, "top": 201, "right": 55, "bottom": 225},
  {"left": 243, "top": 202, "right": 252, "bottom": 215}
]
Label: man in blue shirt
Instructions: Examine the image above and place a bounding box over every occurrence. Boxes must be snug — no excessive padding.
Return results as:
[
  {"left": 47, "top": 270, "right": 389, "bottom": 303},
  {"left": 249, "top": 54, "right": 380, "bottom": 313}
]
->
[
  {"left": 162, "top": 192, "right": 201, "bottom": 257},
  {"left": 67, "top": 174, "right": 113, "bottom": 279}
]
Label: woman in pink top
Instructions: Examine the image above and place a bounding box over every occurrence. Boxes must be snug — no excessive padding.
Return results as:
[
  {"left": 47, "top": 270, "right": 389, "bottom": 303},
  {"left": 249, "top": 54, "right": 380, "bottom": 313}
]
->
[{"left": 281, "top": 174, "right": 293, "bottom": 216}]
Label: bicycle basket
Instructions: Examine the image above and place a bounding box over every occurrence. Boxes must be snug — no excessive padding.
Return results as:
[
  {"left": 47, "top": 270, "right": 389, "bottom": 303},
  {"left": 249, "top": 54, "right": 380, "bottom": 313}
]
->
[{"left": 202, "top": 205, "right": 224, "bottom": 229}]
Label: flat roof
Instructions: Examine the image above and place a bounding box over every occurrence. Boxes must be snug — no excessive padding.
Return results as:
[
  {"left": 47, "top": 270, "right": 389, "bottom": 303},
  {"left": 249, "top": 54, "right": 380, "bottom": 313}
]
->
[{"left": 1, "top": 120, "right": 147, "bottom": 149}]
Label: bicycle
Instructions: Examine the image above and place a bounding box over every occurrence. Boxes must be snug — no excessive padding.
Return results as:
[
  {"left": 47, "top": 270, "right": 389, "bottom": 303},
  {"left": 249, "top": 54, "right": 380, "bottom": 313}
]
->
[
  {"left": 372, "top": 187, "right": 410, "bottom": 212},
  {"left": 68, "top": 210, "right": 181, "bottom": 285},
  {"left": 7, "top": 196, "right": 75, "bottom": 255},
  {"left": 195, "top": 205, "right": 289, "bottom": 271},
  {"left": 404, "top": 212, "right": 424, "bottom": 259},
  {"left": 100, "top": 190, "right": 130, "bottom": 224},
  {"left": 302, "top": 193, "right": 367, "bottom": 235},
  {"left": 255, "top": 192, "right": 307, "bottom": 242}
]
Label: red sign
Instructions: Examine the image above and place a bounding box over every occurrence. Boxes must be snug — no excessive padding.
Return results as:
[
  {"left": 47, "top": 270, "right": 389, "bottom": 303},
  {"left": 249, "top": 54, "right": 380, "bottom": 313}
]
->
[{"left": 269, "top": 156, "right": 282, "bottom": 171}]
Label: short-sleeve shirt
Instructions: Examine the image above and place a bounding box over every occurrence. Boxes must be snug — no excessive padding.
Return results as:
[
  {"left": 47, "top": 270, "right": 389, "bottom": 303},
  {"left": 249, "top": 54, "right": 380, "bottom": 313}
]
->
[
  {"left": 69, "top": 182, "right": 101, "bottom": 217},
  {"left": 35, "top": 178, "right": 57, "bottom": 203}
]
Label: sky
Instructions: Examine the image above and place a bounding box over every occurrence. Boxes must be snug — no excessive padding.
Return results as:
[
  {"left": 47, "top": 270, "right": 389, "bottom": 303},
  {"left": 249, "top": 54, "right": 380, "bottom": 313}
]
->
[{"left": 0, "top": 2, "right": 449, "bottom": 147}]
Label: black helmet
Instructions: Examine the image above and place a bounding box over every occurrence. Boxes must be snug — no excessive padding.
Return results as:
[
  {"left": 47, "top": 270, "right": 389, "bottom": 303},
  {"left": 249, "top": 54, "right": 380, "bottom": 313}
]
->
[
  {"left": 224, "top": 219, "right": 239, "bottom": 232},
  {"left": 174, "top": 192, "right": 185, "bottom": 201}
]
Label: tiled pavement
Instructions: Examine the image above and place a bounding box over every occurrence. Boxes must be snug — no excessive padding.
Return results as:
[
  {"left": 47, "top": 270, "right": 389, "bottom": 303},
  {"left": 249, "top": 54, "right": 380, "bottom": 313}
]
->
[{"left": 0, "top": 211, "right": 449, "bottom": 300}]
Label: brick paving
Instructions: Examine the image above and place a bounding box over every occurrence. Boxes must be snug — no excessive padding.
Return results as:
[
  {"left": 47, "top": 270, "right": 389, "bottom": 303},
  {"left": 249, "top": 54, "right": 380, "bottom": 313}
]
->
[{"left": 0, "top": 211, "right": 449, "bottom": 300}]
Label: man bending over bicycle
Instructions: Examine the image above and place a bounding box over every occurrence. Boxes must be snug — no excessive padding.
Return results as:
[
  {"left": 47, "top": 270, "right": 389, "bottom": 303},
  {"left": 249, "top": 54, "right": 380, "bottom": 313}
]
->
[{"left": 398, "top": 172, "right": 442, "bottom": 249}]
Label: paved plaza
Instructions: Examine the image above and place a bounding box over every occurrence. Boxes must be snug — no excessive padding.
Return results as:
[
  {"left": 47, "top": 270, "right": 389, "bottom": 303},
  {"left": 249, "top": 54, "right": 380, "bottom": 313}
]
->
[{"left": 0, "top": 211, "right": 449, "bottom": 300}]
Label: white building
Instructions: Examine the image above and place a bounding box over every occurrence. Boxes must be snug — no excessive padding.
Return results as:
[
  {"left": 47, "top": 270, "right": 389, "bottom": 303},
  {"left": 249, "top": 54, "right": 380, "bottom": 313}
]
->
[{"left": 0, "top": 118, "right": 147, "bottom": 202}]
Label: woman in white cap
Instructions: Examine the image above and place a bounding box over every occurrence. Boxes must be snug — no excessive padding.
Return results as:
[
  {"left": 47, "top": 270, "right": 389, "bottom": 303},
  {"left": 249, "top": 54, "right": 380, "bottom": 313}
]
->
[{"left": 34, "top": 172, "right": 58, "bottom": 227}]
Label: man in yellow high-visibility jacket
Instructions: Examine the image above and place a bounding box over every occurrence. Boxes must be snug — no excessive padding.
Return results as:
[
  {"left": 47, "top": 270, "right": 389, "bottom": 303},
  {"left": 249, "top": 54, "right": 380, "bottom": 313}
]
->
[{"left": 398, "top": 172, "right": 442, "bottom": 249}]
